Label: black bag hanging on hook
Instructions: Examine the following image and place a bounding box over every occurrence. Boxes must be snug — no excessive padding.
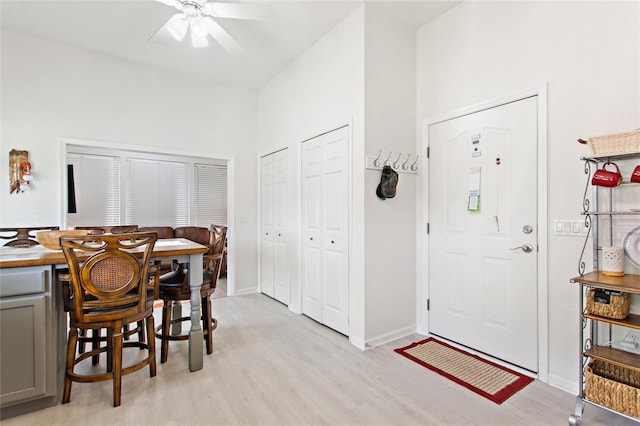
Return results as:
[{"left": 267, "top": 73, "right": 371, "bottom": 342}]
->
[{"left": 376, "top": 165, "right": 398, "bottom": 200}]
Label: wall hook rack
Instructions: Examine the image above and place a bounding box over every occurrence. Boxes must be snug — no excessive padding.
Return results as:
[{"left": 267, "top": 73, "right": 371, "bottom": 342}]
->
[{"left": 366, "top": 150, "right": 419, "bottom": 174}]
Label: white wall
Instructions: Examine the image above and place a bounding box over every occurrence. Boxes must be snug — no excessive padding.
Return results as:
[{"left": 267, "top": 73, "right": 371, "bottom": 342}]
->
[
  {"left": 257, "top": 6, "right": 367, "bottom": 345},
  {"left": 0, "top": 30, "right": 259, "bottom": 295},
  {"left": 363, "top": 6, "right": 417, "bottom": 345},
  {"left": 416, "top": 1, "right": 640, "bottom": 392},
  {"left": 257, "top": 4, "right": 419, "bottom": 347}
]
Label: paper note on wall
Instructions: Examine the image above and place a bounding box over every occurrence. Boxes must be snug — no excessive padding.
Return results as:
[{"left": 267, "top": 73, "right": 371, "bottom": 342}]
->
[{"left": 468, "top": 166, "right": 481, "bottom": 213}]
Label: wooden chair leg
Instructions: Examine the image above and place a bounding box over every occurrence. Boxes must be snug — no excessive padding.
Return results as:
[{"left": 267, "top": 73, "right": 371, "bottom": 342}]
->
[
  {"left": 112, "top": 326, "right": 123, "bottom": 407},
  {"left": 146, "top": 316, "right": 156, "bottom": 377},
  {"left": 91, "top": 329, "right": 101, "bottom": 365},
  {"left": 106, "top": 328, "right": 113, "bottom": 373},
  {"left": 161, "top": 300, "right": 171, "bottom": 364},
  {"left": 137, "top": 320, "right": 145, "bottom": 344},
  {"left": 202, "top": 296, "right": 213, "bottom": 355},
  {"left": 78, "top": 328, "right": 86, "bottom": 354},
  {"left": 63, "top": 327, "right": 78, "bottom": 404}
]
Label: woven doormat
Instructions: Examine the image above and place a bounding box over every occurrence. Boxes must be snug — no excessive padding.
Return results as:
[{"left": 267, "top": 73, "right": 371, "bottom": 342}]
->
[{"left": 394, "top": 337, "right": 534, "bottom": 404}]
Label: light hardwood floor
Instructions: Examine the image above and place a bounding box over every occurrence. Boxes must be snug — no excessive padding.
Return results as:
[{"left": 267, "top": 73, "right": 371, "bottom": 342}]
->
[{"left": 3, "top": 293, "right": 637, "bottom": 426}]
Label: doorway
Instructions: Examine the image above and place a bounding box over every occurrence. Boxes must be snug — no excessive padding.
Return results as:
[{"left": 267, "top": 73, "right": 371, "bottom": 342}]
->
[{"left": 426, "top": 95, "right": 543, "bottom": 372}]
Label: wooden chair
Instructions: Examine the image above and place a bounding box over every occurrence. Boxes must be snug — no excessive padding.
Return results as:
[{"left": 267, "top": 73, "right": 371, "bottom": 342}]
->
[
  {"left": 60, "top": 232, "right": 157, "bottom": 407},
  {"left": 0, "top": 226, "right": 59, "bottom": 247},
  {"left": 69, "top": 226, "right": 145, "bottom": 353},
  {"left": 156, "top": 225, "right": 227, "bottom": 363},
  {"left": 75, "top": 225, "right": 138, "bottom": 234},
  {"left": 138, "top": 227, "right": 176, "bottom": 274},
  {"left": 73, "top": 225, "right": 143, "bottom": 348},
  {"left": 137, "top": 226, "right": 175, "bottom": 239}
]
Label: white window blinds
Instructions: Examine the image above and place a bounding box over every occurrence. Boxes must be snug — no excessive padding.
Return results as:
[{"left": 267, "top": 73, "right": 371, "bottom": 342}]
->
[
  {"left": 67, "top": 145, "right": 227, "bottom": 230},
  {"left": 67, "top": 153, "right": 120, "bottom": 228},
  {"left": 195, "top": 164, "right": 227, "bottom": 227},
  {"left": 125, "top": 158, "right": 189, "bottom": 228}
]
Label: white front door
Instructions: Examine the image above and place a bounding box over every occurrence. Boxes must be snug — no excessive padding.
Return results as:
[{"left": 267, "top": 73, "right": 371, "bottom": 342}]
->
[{"left": 428, "top": 97, "right": 538, "bottom": 371}]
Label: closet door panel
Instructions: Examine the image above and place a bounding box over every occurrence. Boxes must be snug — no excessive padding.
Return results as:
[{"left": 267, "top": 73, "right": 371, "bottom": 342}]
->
[
  {"left": 302, "top": 140, "right": 323, "bottom": 321},
  {"left": 273, "top": 150, "right": 289, "bottom": 304},
  {"left": 301, "top": 127, "right": 349, "bottom": 334},
  {"left": 322, "top": 248, "right": 349, "bottom": 335},
  {"left": 261, "top": 239, "right": 275, "bottom": 297},
  {"left": 261, "top": 155, "right": 275, "bottom": 235},
  {"left": 260, "top": 155, "right": 275, "bottom": 297},
  {"left": 321, "top": 128, "right": 349, "bottom": 335},
  {"left": 273, "top": 240, "right": 289, "bottom": 304}
]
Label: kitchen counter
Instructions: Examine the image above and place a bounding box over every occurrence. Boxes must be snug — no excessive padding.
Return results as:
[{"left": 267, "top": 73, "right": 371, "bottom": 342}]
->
[{"left": 0, "top": 238, "right": 209, "bottom": 419}]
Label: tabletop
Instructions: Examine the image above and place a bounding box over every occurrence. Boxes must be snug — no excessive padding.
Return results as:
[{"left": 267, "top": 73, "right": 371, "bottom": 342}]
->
[{"left": 0, "top": 238, "right": 208, "bottom": 269}]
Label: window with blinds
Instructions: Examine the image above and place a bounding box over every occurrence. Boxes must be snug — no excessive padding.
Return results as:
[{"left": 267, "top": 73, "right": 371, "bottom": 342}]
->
[
  {"left": 195, "top": 164, "right": 227, "bottom": 227},
  {"left": 66, "top": 146, "right": 226, "bottom": 229},
  {"left": 126, "top": 159, "right": 189, "bottom": 227},
  {"left": 67, "top": 153, "right": 120, "bottom": 228}
]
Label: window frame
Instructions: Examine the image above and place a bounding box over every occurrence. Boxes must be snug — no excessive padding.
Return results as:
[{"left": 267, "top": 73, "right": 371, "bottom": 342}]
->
[{"left": 63, "top": 141, "right": 228, "bottom": 229}]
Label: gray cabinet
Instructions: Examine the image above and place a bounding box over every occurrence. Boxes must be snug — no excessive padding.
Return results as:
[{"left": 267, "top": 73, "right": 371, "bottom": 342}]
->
[{"left": 0, "top": 265, "right": 63, "bottom": 419}]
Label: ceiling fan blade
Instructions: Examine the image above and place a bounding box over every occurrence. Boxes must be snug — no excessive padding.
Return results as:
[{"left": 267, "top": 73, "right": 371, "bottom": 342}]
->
[
  {"left": 149, "top": 14, "right": 188, "bottom": 43},
  {"left": 154, "top": 0, "right": 182, "bottom": 9},
  {"left": 204, "top": 17, "right": 246, "bottom": 57},
  {"left": 203, "top": 2, "right": 275, "bottom": 20}
]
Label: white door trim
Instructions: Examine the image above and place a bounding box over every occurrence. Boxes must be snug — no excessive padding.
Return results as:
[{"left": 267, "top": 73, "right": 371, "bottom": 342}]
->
[{"left": 417, "top": 83, "right": 549, "bottom": 382}]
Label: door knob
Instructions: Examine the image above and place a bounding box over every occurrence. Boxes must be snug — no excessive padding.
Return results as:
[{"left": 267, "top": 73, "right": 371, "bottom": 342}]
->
[{"left": 510, "top": 244, "right": 534, "bottom": 253}]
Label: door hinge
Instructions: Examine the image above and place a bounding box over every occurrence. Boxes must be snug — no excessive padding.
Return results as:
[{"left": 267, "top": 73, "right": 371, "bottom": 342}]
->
[
  {"left": 427, "top": 299, "right": 430, "bottom": 311},
  {"left": 427, "top": 223, "right": 430, "bottom": 234},
  {"left": 426, "top": 146, "right": 430, "bottom": 159}
]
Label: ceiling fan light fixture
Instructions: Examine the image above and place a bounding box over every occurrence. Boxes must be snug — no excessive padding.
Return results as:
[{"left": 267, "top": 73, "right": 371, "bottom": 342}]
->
[
  {"left": 189, "top": 15, "right": 209, "bottom": 37},
  {"left": 190, "top": 31, "right": 209, "bottom": 48},
  {"left": 166, "top": 14, "right": 188, "bottom": 41}
]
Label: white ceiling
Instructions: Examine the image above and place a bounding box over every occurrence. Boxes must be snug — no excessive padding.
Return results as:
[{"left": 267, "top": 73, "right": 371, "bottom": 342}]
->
[{"left": 1, "top": 0, "right": 460, "bottom": 90}]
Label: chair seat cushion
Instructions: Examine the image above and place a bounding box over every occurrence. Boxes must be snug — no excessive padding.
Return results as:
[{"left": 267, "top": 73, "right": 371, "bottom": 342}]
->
[{"left": 159, "top": 268, "right": 186, "bottom": 285}]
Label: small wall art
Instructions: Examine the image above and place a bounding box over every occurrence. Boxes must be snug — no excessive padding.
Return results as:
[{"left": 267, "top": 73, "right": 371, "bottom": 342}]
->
[{"left": 9, "top": 149, "right": 33, "bottom": 194}]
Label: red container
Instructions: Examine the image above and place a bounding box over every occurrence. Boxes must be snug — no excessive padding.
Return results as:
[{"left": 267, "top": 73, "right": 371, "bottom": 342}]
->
[
  {"left": 592, "top": 162, "right": 622, "bottom": 187},
  {"left": 631, "top": 165, "right": 640, "bottom": 183}
]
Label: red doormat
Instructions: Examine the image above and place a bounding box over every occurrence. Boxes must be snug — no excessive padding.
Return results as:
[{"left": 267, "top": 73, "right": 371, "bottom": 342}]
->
[{"left": 394, "top": 337, "right": 534, "bottom": 404}]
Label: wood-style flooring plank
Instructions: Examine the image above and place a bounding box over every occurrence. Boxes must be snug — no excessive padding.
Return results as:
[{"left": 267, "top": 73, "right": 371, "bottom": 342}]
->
[{"left": 2, "top": 293, "right": 636, "bottom": 425}]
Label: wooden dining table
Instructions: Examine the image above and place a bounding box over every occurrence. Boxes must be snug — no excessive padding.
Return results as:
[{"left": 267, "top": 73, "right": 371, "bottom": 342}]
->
[{"left": 0, "top": 237, "right": 209, "bottom": 372}]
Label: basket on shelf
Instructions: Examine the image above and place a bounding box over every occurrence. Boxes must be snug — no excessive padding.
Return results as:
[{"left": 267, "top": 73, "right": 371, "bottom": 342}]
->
[
  {"left": 586, "top": 288, "right": 630, "bottom": 319},
  {"left": 578, "top": 130, "right": 640, "bottom": 155},
  {"left": 585, "top": 359, "right": 640, "bottom": 417}
]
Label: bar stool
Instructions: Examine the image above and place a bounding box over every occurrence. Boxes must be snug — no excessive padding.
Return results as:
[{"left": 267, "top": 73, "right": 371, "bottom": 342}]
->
[
  {"left": 60, "top": 232, "right": 157, "bottom": 407},
  {"left": 155, "top": 225, "right": 227, "bottom": 363}
]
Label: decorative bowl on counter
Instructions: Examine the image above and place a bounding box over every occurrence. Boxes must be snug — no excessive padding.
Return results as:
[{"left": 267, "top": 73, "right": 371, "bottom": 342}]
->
[{"left": 36, "top": 230, "right": 91, "bottom": 250}]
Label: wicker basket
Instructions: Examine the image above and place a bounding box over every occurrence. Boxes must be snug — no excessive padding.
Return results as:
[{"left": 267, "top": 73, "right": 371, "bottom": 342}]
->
[
  {"left": 579, "top": 130, "right": 640, "bottom": 155},
  {"left": 586, "top": 288, "right": 630, "bottom": 319},
  {"left": 585, "top": 360, "right": 640, "bottom": 417}
]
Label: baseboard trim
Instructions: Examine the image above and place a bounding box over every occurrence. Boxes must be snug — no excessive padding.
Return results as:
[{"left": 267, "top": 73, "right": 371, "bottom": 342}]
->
[
  {"left": 547, "top": 373, "right": 577, "bottom": 395},
  {"left": 366, "top": 326, "right": 416, "bottom": 348},
  {"left": 349, "top": 335, "right": 366, "bottom": 351},
  {"left": 234, "top": 288, "right": 258, "bottom": 296}
]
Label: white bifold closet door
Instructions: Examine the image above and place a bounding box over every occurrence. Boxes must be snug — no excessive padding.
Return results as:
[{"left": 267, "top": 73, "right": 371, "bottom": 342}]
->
[
  {"left": 301, "top": 126, "right": 349, "bottom": 335},
  {"left": 260, "top": 149, "right": 289, "bottom": 305}
]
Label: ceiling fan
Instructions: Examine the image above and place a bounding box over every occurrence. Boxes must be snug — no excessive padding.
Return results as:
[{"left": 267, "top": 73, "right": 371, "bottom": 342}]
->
[{"left": 150, "top": 0, "right": 274, "bottom": 56}]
